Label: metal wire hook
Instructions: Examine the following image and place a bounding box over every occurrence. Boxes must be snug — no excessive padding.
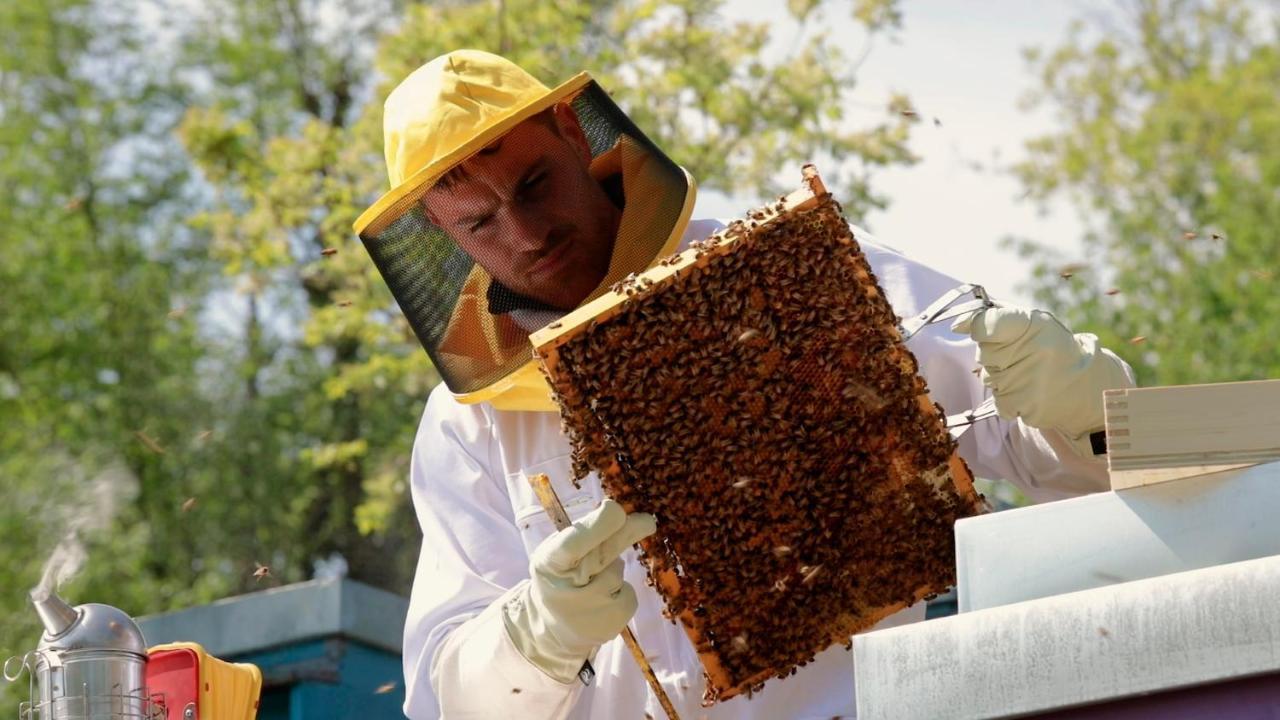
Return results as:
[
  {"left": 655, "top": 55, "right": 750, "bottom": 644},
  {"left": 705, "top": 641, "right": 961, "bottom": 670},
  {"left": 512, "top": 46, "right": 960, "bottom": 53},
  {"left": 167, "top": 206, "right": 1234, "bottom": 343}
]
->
[
  {"left": 899, "top": 283, "right": 995, "bottom": 341},
  {"left": 945, "top": 396, "right": 999, "bottom": 439},
  {"left": 3, "top": 652, "right": 33, "bottom": 682}
]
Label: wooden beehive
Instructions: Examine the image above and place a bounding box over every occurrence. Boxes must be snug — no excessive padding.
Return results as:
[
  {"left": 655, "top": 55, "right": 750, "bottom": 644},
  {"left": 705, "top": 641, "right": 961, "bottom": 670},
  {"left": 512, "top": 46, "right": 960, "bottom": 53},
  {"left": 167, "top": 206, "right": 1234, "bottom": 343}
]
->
[
  {"left": 530, "top": 165, "right": 985, "bottom": 703},
  {"left": 1104, "top": 379, "right": 1280, "bottom": 489}
]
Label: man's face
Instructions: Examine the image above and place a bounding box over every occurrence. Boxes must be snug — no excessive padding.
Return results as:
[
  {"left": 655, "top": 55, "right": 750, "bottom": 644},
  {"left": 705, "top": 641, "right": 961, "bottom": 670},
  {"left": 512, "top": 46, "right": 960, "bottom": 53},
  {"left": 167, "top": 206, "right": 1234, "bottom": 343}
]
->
[{"left": 423, "top": 108, "right": 622, "bottom": 311}]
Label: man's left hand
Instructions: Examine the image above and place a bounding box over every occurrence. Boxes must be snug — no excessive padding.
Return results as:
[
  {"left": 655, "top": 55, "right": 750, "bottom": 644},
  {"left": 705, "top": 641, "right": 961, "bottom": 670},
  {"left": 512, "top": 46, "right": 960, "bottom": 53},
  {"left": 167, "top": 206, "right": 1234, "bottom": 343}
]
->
[{"left": 952, "top": 306, "right": 1134, "bottom": 457}]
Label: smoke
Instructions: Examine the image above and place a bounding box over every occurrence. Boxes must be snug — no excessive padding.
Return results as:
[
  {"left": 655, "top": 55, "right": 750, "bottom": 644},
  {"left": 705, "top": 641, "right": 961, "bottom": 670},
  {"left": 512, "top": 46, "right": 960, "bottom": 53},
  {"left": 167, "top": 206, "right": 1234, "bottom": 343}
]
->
[{"left": 30, "top": 461, "right": 137, "bottom": 602}]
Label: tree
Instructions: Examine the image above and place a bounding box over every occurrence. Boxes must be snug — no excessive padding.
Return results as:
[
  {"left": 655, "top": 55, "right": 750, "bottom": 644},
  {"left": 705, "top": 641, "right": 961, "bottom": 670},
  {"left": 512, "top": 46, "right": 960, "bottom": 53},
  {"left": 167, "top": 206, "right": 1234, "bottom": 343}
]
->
[
  {"left": 2, "top": 2, "right": 918, "bottom": 686},
  {"left": 1009, "top": 0, "right": 1280, "bottom": 385},
  {"left": 0, "top": 0, "right": 219, "bottom": 704},
  {"left": 377, "top": 0, "right": 915, "bottom": 216},
  {"left": 175, "top": 0, "right": 916, "bottom": 593}
]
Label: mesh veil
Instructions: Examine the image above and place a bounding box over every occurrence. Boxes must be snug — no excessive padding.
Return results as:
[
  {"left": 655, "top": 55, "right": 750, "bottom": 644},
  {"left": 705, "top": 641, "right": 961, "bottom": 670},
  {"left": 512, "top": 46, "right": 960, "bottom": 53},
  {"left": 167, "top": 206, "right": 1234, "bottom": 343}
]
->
[{"left": 359, "top": 81, "right": 693, "bottom": 396}]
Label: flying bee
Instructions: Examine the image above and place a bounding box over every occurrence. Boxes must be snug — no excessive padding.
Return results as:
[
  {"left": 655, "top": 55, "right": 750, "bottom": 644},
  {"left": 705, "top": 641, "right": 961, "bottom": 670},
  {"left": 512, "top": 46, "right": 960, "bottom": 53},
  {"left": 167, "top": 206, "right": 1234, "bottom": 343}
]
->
[
  {"left": 134, "top": 430, "right": 166, "bottom": 455},
  {"left": 1058, "top": 262, "right": 1089, "bottom": 280}
]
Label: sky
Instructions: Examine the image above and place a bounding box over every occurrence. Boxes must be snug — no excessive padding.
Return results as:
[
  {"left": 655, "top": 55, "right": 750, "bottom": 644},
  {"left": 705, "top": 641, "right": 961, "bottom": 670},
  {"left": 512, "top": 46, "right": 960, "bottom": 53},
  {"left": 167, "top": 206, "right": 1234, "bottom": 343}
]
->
[{"left": 697, "top": 0, "right": 1097, "bottom": 306}]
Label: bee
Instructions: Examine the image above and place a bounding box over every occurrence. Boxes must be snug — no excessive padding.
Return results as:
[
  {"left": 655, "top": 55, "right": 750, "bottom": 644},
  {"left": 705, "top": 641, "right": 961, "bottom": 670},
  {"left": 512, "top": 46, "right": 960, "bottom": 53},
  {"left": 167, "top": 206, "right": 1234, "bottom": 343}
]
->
[
  {"left": 337, "top": 300, "right": 353, "bottom": 307},
  {"left": 1105, "top": 288, "right": 1121, "bottom": 296},
  {"left": 1058, "top": 263, "right": 1089, "bottom": 280},
  {"left": 800, "top": 564, "right": 824, "bottom": 586},
  {"left": 134, "top": 430, "right": 166, "bottom": 455},
  {"left": 321, "top": 248, "right": 338, "bottom": 257}
]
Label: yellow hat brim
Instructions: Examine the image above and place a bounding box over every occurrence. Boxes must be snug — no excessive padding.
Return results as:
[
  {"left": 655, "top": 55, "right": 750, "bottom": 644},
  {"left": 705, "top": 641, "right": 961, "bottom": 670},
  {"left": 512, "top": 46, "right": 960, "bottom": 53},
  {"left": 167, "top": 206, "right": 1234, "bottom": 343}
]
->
[{"left": 353, "top": 72, "right": 593, "bottom": 237}]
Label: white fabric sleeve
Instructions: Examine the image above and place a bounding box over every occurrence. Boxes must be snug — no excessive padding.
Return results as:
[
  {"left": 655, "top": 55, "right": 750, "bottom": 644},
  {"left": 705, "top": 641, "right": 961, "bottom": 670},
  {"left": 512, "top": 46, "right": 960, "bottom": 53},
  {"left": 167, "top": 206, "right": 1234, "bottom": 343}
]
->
[
  {"left": 853, "top": 227, "right": 1124, "bottom": 502},
  {"left": 429, "top": 583, "right": 582, "bottom": 719},
  {"left": 402, "top": 387, "right": 584, "bottom": 719}
]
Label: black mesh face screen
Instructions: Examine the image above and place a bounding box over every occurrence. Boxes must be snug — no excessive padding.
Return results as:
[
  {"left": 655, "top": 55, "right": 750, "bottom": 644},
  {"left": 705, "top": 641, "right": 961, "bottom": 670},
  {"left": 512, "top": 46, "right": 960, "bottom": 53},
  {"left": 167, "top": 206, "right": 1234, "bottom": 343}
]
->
[{"left": 359, "top": 81, "right": 692, "bottom": 396}]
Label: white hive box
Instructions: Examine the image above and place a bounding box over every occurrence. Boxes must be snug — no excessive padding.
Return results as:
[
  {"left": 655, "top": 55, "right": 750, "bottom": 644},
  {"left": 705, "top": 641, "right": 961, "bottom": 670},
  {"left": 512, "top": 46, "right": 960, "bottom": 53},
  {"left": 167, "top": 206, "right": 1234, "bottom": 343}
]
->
[
  {"left": 853, "top": 553, "right": 1280, "bottom": 720},
  {"left": 955, "top": 459, "right": 1280, "bottom": 612}
]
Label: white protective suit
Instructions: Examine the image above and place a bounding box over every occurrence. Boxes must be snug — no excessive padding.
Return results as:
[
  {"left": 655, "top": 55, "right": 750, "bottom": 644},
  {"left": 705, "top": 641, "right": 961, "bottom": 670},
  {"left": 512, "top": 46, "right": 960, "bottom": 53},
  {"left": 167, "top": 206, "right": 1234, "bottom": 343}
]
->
[{"left": 402, "top": 219, "right": 1124, "bottom": 720}]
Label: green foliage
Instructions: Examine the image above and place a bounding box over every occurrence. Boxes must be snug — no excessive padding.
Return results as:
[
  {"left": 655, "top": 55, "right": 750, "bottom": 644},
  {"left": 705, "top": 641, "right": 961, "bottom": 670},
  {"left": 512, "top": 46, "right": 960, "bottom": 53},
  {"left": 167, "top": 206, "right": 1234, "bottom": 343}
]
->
[
  {"left": 1010, "top": 0, "right": 1280, "bottom": 385},
  {"left": 378, "top": 0, "right": 914, "bottom": 216},
  {"left": 0, "top": 0, "right": 208, "bottom": 704},
  {"left": 1, "top": 0, "right": 911, "bottom": 697}
]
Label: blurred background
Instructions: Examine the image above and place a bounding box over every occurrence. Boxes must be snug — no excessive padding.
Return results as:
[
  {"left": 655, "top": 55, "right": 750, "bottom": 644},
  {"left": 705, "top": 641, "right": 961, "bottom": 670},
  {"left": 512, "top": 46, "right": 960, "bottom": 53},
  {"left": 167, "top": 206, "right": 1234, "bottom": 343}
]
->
[{"left": 2, "top": 0, "right": 1277, "bottom": 706}]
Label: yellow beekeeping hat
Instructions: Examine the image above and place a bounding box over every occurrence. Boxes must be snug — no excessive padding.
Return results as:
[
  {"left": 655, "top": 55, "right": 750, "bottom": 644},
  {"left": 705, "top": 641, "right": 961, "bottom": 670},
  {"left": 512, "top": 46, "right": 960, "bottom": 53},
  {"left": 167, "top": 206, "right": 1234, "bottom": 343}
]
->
[{"left": 355, "top": 50, "right": 591, "bottom": 236}]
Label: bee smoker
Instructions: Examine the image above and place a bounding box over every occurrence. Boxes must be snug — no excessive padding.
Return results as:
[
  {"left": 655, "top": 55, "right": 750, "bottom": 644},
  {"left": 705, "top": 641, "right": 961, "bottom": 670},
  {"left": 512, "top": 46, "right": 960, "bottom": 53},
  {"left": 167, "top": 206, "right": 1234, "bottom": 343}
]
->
[{"left": 5, "top": 589, "right": 159, "bottom": 719}]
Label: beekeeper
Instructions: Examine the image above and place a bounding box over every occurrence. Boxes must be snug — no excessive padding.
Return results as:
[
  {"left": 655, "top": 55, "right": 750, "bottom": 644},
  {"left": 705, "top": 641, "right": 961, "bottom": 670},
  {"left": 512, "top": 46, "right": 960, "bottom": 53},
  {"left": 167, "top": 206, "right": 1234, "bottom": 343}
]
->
[{"left": 353, "top": 50, "right": 1135, "bottom": 720}]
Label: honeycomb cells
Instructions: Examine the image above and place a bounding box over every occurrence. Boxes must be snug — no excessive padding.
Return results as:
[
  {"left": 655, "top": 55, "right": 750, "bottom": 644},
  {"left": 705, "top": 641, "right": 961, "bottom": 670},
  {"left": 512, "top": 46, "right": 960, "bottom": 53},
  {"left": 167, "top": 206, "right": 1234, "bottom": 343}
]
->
[{"left": 540, "top": 191, "right": 985, "bottom": 703}]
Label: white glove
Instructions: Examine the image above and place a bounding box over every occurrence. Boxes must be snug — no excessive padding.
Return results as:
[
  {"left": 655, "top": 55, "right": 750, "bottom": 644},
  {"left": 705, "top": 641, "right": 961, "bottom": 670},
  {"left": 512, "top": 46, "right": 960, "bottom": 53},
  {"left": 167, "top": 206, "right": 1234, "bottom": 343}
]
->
[
  {"left": 502, "top": 499, "right": 657, "bottom": 683},
  {"left": 952, "top": 306, "right": 1134, "bottom": 457}
]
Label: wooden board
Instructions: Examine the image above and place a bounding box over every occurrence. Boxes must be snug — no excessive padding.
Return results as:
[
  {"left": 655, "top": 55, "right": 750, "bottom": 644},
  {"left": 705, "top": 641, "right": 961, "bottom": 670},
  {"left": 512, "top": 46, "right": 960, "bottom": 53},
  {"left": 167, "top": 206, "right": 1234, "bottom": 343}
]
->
[
  {"left": 532, "top": 165, "right": 984, "bottom": 704},
  {"left": 1105, "top": 379, "right": 1280, "bottom": 490}
]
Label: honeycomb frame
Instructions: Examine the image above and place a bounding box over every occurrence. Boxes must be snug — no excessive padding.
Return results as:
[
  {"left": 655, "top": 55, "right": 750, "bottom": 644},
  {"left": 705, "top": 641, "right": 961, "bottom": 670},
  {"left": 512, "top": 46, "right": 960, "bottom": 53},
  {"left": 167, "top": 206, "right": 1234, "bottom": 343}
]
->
[{"left": 531, "top": 165, "right": 985, "bottom": 703}]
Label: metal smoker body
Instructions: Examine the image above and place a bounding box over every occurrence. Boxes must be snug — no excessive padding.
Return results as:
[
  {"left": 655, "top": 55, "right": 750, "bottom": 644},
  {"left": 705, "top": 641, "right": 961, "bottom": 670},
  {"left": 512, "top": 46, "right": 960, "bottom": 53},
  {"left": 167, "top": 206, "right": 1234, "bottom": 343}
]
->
[{"left": 9, "top": 590, "right": 159, "bottom": 720}]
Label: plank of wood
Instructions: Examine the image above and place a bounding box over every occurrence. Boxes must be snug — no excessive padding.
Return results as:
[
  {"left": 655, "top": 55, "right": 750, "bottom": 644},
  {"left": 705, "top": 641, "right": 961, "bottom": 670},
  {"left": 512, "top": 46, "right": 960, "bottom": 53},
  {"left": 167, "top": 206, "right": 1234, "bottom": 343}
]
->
[{"left": 1104, "top": 379, "right": 1280, "bottom": 490}]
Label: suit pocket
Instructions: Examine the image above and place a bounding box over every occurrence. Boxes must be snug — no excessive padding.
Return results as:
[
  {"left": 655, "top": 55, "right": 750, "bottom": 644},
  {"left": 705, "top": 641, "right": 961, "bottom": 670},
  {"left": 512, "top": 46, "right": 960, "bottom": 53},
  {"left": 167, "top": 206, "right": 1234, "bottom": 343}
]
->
[{"left": 507, "top": 454, "right": 602, "bottom": 555}]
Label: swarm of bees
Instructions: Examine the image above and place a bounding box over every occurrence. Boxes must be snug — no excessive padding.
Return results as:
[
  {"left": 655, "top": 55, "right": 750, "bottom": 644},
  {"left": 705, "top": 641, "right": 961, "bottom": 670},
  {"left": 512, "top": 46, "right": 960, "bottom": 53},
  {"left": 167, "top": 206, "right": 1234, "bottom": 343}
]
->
[{"left": 534, "top": 171, "right": 985, "bottom": 703}]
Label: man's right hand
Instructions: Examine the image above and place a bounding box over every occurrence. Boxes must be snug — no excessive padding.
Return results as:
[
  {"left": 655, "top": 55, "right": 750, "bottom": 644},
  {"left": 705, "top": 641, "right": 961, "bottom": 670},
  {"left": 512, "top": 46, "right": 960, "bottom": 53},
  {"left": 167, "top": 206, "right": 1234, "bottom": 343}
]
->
[{"left": 502, "top": 499, "right": 657, "bottom": 683}]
